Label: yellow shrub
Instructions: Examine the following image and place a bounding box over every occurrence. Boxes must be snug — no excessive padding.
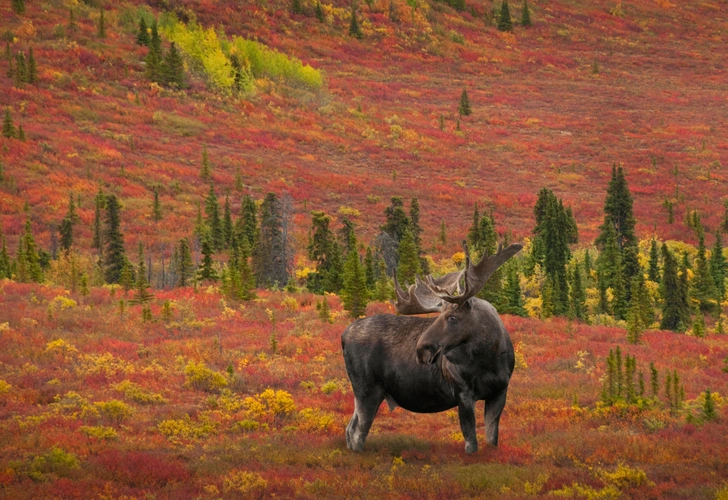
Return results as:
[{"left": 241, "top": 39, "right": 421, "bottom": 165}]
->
[
  {"left": 243, "top": 389, "right": 296, "bottom": 424},
  {"left": 320, "top": 381, "right": 338, "bottom": 395},
  {"left": 298, "top": 408, "right": 336, "bottom": 432},
  {"left": 48, "top": 295, "right": 77, "bottom": 311},
  {"left": 223, "top": 470, "right": 268, "bottom": 495},
  {"left": 599, "top": 462, "right": 652, "bottom": 489},
  {"left": 281, "top": 296, "right": 299, "bottom": 312},
  {"left": 45, "top": 339, "right": 79, "bottom": 358},
  {"left": 80, "top": 425, "right": 118, "bottom": 440},
  {"left": 158, "top": 414, "right": 218, "bottom": 442},
  {"left": 0, "top": 380, "right": 11, "bottom": 394},
  {"left": 113, "top": 380, "right": 168, "bottom": 405},
  {"left": 184, "top": 361, "right": 228, "bottom": 392},
  {"left": 338, "top": 206, "right": 361, "bottom": 217},
  {"left": 77, "top": 352, "right": 134, "bottom": 377},
  {"left": 94, "top": 400, "right": 133, "bottom": 425}
]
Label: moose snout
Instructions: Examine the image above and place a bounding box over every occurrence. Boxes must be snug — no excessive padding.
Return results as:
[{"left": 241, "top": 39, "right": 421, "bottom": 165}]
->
[{"left": 416, "top": 344, "right": 440, "bottom": 365}]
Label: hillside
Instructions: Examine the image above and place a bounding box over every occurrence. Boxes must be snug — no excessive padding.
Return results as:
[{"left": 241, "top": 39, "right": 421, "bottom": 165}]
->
[{"left": 0, "top": 0, "right": 726, "bottom": 254}]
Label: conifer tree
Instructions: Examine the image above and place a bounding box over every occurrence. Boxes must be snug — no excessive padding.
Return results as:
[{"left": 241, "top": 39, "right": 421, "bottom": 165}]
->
[
  {"left": 349, "top": 5, "right": 363, "bottom": 39},
  {"left": 236, "top": 194, "right": 257, "bottom": 249},
  {"left": 458, "top": 88, "right": 472, "bottom": 116},
  {"left": 150, "top": 20, "right": 161, "bottom": 54},
  {"left": 137, "top": 17, "right": 150, "bottom": 46},
  {"left": 502, "top": 264, "right": 526, "bottom": 317},
  {"left": 68, "top": 8, "right": 77, "bottom": 31},
  {"left": 17, "top": 125, "right": 25, "bottom": 141},
  {"left": 197, "top": 234, "right": 217, "bottom": 282},
  {"left": 316, "top": 1, "right": 325, "bottom": 22},
  {"left": 59, "top": 215, "right": 74, "bottom": 253},
  {"left": 342, "top": 248, "right": 369, "bottom": 317},
  {"left": 611, "top": 260, "right": 628, "bottom": 321},
  {"left": 175, "top": 238, "right": 194, "bottom": 287},
  {"left": 721, "top": 200, "right": 728, "bottom": 234},
  {"left": 292, "top": 0, "right": 303, "bottom": 15},
  {"left": 692, "top": 308, "right": 706, "bottom": 338},
  {"left": 234, "top": 239, "right": 256, "bottom": 300},
  {"left": 92, "top": 190, "right": 104, "bottom": 253},
  {"left": 2, "top": 108, "right": 15, "bottom": 138},
  {"left": 439, "top": 219, "right": 447, "bottom": 245},
  {"left": 222, "top": 195, "right": 233, "bottom": 249},
  {"left": 373, "top": 258, "right": 394, "bottom": 301},
  {"left": 12, "top": 0, "right": 25, "bottom": 15},
  {"left": 569, "top": 261, "right": 587, "bottom": 322},
  {"left": 396, "top": 229, "right": 422, "bottom": 285},
  {"left": 0, "top": 226, "right": 9, "bottom": 280},
  {"left": 103, "top": 195, "right": 126, "bottom": 284},
  {"left": 339, "top": 217, "right": 357, "bottom": 257},
  {"left": 647, "top": 239, "right": 660, "bottom": 282},
  {"left": 145, "top": 45, "right": 160, "bottom": 83},
  {"left": 307, "top": 211, "right": 344, "bottom": 293},
  {"left": 521, "top": 0, "right": 531, "bottom": 27},
  {"left": 131, "top": 243, "right": 154, "bottom": 305},
  {"left": 252, "top": 192, "right": 292, "bottom": 288},
  {"left": 204, "top": 183, "right": 224, "bottom": 251},
  {"left": 27, "top": 47, "right": 37, "bottom": 84},
  {"left": 382, "top": 196, "right": 410, "bottom": 243},
  {"left": 150, "top": 186, "right": 162, "bottom": 222},
  {"left": 409, "top": 197, "right": 427, "bottom": 272},
  {"left": 693, "top": 229, "right": 719, "bottom": 313},
  {"left": 710, "top": 229, "right": 725, "bottom": 302},
  {"left": 97, "top": 9, "right": 106, "bottom": 38},
  {"left": 5, "top": 43, "right": 12, "bottom": 79},
  {"left": 703, "top": 390, "right": 717, "bottom": 421},
  {"left": 14, "top": 52, "right": 26, "bottom": 86},
  {"left": 16, "top": 218, "right": 43, "bottom": 283},
  {"left": 161, "top": 42, "right": 184, "bottom": 87},
  {"left": 498, "top": 0, "right": 513, "bottom": 31},
  {"left": 200, "top": 145, "right": 212, "bottom": 181},
  {"left": 660, "top": 245, "right": 690, "bottom": 331},
  {"left": 364, "top": 246, "right": 376, "bottom": 291}
]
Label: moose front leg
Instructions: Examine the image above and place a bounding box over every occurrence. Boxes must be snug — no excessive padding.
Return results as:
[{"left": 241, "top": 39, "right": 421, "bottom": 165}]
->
[
  {"left": 484, "top": 389, "right": 508, "bottom": 446},
  {"left": 457, "top": 397, "right": 478, "bottom": 454}
]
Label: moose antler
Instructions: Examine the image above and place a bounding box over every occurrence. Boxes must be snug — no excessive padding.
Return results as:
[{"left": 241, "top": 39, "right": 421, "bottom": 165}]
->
[
  {"left": 393, "top": 271, "right": 463, "bottom": 315},
  {"left": 426, "top": 240, "right": 523, "bottom": 307}
]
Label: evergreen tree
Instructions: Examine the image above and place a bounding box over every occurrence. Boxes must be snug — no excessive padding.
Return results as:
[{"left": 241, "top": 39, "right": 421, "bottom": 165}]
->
[
  {"left": 693, "top": 230, "right": 719, "bottom": 313},
  {"left": 131, "top": 243, "right": 154, "bottom": 305},
  {"left": 222, "top": 195, "right": 233, "bottom": 249},
  {"left": 150, "top": 20, "right": 161, "bottom": 54},
  {"left": 97, "top": 9, "right": 106, "bottom": 38},
  {"left": 235, "top": 239, "right": 256, "bottom": 300},
  {"left": 316, "top": 1, "right": 325, "bottom": 22},
  {"left": 660, "top": 245, "right": 690, "bottom": 331},
  {"left": 68, "top": 8, "right": 77, "bottom": 31},
  {"left": 2, "top": 108, "right": 15, "bottom": 138},
  {"left": 339, "top": 217, "right": 357, "bottom": 256},
  {"left": 342, "top": 248, "right": 369, "bottom": 317},
  {"left": 27, "top": 47, "right": 37, "bottom": 84},
  {"left": 710, "top": 229, "right": 725, "bottom": 302},
  {"left": 703, "top": 390, "right": 717, "bottom": 421},
  {"left": 439, "top": 219, "right": 447, "bottom": 245},
  {"left": 136, "top": 17, "right": 150, "bottom": 46},
  {"left": 521, "top": 0, "right": 531, "bottom": 27},
  {"left": 252, "top": 192, "right": 292, "bottom": 288},
  {"left": 59, "top": 216, "right": 74, "bottom": 253},
  {"left": 92, "top": 190, "right": 104, "bottom": 253},
  {"left": 197, "top": 234, "right": 217, "bottom": 282},
  {"left": 364, "top": 246, "right": 376, "bottom": 291},
  {"left": 396, "top": 229, "right": 422, "bottom": 285},
  {"left": 372, "top": 258, "right": 394, "bottom": 301},
  {"left": 292, "top": 0, "right": 303, "bottom": 15},
  {"left": 721, "top": 200, "right": 728, "bottom": 234},
  {"left": 692, "top": 309, "right": 706, "bottom": 338},
  {"left": 349, "top": 6, "right": 363, "bottom": 39},
  {"left": 103, "top": 195, "right": 126, "bottom": 284},
  {"left": 200, "top": 145, "right": 211, "bottom": 181},
  {"left": 12, "top": 0, "right": 25, "bottom": 15},
  {"left": 467, "top": 202, "right": 481, "bottom": 250},
  {"left": 502, "top": 264, "right": 527, "bottom": 317},
  {"left": 627, "top": 274, "right": 652, "bottom": 343},
  {"left": 569, "top": 260, "right": 587, "bottom": 322},
  {"left": 382, "top": 196, "right": 410, "bottom": 243},
  {"left": 458, "top": 88, "right": 472, "bottom": 116},
  {"left": 204, "top": 183, "right": 224, "bottom": 251},
  {"left": 0, "top": 226, "right": 10, "bottom": 280},
  {"left": 498, "top": 0, "right": 513, "bottom": 31},
  {"left": 145, "top": 44, "right": 161, "bottom": 83},
  {"left": 17, "top": 125, "right": 25, "bottom": 141},
  {"left": 152, "top": 186, "right": 162, "bottom": 222},
  {"left": 175, "top": 238, "right": 194, "bottom": 287},
  {"left": 307, "top": 211, "right": 344, "bottom": 293},
  {"left": 14, "top": 52, "right": 26, "bottom": 86},
  {"left": 16, "top": 218, "right": 43, "bottom": 283},
  {"left": 647, "top": 238, "right": 660, "bottom": 282},
  {"left": 236, "top": 194, "right": 257, "bottom": 249},
  {"left": 611, "top": 260, "right": 628, "bottom": 321},
  {"left": 409, "top": 197, "right": 428, "bottom": 273},
  {"left": 161, "top": 42, "right": 184, "bottom": 87},
  {"left": 5, "top": 43, "right": 12, "bottom": 79}
]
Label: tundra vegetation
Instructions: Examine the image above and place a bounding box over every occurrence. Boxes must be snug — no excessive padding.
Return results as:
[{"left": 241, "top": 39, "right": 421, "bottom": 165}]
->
[{"left": 0, "top": 0, "right": 727, "bottom": 497}]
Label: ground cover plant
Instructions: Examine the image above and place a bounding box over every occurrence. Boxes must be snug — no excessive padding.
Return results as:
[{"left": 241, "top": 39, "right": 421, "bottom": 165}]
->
[{"left": 0, "top": 0, "right": 727, "bottom": 497}]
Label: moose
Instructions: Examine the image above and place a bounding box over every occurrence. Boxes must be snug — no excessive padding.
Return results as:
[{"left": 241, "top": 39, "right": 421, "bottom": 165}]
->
[{"left": 341, "top": 241, "right": 522, "bottom": 453}]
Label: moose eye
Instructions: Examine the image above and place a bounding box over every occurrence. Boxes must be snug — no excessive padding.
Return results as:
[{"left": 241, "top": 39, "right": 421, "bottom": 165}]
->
[{"left": 447, "top": 316, "right": 457, "bottom": 323}]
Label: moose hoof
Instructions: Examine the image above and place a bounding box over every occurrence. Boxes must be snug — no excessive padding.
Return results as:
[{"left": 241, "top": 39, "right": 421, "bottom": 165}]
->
[{"left": 465, "top": 442, "right": 478, "bottom": 454}]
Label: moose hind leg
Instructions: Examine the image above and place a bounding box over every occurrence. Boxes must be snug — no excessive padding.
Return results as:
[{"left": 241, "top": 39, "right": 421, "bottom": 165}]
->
[
  {"left": 484, "top": 390, "right": 508, "bottom": 446},
  {"left": 350, "top": 388, "right": 384, "bottom": 452},
  {"left": 457, "top": 398, "right": 478, "bottom": 454}
]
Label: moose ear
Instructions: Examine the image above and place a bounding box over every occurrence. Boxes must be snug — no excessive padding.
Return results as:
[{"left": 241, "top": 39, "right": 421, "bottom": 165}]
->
[{"left": 462, "top": 298, "right": 473, "bottom": 311}]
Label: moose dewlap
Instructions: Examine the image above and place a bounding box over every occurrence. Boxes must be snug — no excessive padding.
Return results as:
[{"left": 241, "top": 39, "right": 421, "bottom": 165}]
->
[{"left": 341, "top": 241, "right": 522, "bottom": 454}]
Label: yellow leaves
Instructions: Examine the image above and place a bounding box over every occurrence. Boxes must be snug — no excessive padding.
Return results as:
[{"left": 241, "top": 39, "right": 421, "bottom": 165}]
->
[
  {"left": 243, "top": 389, "right": 296, "bottom": 424},
  {"left": 80, "top": 425, "right": 118, "bottom": 440},
  {"left": 158, "top": 414, "right": 218, "bottom": 442},
  {"left": 338, "top": 206, "right": 361, "bottom": 217},
  {"left": 452, "top": 252, "right": 465, "bottom": 266},
  {"left": 222, "top": 470, "right": 268, "bottom": 495},
  {"left": 113, "top": 380, "right": 168, "bottom": 405},
  {"left": 94, "top": 400, "right": 133, "bottom": 425},
  {"left": 48, "top": 295, "right": 77, "bottom": 312},
  {"left": 598, "top": 463, "right": 652, "bottom": 489},
  {"left": 77, "top": 352, "right": 135, "bottom": 377},
  {"left": 0, "top": 379, "right": 11, "bottom": 395},
  {"left": 280, "top": 296, "right": 299, "bottom": 312},
  {"left": 45, "top": 339, "right": 79, "bottom": 359},
  {"left": 514, "top": 343, "right": 528, "bottom": 370},
  {"left": 298, "top": 408, "right": 336, "bottom": 432},
  {"left": 184, "top": 361, "right": 228, "bottom": 392}
]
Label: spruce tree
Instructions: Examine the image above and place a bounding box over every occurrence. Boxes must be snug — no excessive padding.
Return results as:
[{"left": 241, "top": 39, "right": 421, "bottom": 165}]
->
[
  {"left": 14, "top": 52, "right": 26, "bottom": 86},
  {"left": 236, "top": 194, "right": 257, "bottom": 249},
  {"left": 150, "top": 20, "right": 161, "bottom": 54},
  {"left": 131, "top": 243, "right": 154, "bottom": 305},
  {"left": 151, "top": 186, "right": 162, "bottom": 222},
  {"left": 364, "top": 246, "right": 376, "bottom": 291},
  {"left": 439, "top": 219, "right": 447, "bottom": 245},
  {"left": 17, "top": 125, "right": 25, "bottom": 141},
  {"left": 145, "top": 44, "right": 161, "bottom": 83},
  {"left": 307, "top": 211, "right": 344, "bottom": 294},
  {"left": 721, "top": 200, "right": 728, "bottom": 234},
  {"left": 0, "top": 226, "right": 9, "bottom": 280},
  {"left": 12, "top": 0, "right": 25, "bottom": 15},
  {"left": 339, "top": 217, "right": 357, "bottom": 256},
  {"left": 59, "top": 216, "right": 73, "bottom": 253},
  {"left": 5, "top": 43, "right": 12, "bottom": 79},
  {"left": 315, "top": 1, "right": 325, "bottom": 22},
  {"left": 660, "top": 245, "right": 690, "bottom": 331},
  {"left": 710, "top": 229, "right": 725, "bottom": 302},
  {"left": 97, "top": 9, "right": 106, "bottom": 39},
  {"left": 502, "top": 264, "right": 527, "bottom": 317},
  {"left": 92, "top": 190, "right": 104, "bottom": 253},
  {"left": 349, "top": 6, "right": 363, "bottom": 39},
  {"left": 396, "top": 229, "right": 422, "bottom": 285},
  {"left": 521, "top": 0, "right": 531, "bottom": 27},
  {"left": 137, "top": 17, "right": 150, "bottom": 46},
  {"left": 222, "top": 195, "right": 233, "bottom": 249},
  {"left": 27, "top": 47, "right": 37, "bottom": 84},
  {"left": 382, "top": 196, "right": 410, "bottom": 243},
  {"left": 204, "top": 183, "right": 224, "bottom": 251},
  {"left": 458, "top": 88, "right": 472, "bottom": 116},
  {"left": 197, "top": 234, "right": 217, "bottom": 282},
  {"left": 569, "top": 261, "right": 587, "bottom": 322},
  {"left": 161, "top": 42, "right": 184, "bottom": 87},
  {"left": 373, "top": 258, "right": 394, "bottom": 301},
  {"left": 200, "top": 145, "right": 212, "bottom": 181},
  {"left": 16, "top": 218, "right": 43, "bottom": 283},
  {"left": 498, "top": 0, "right": 513, "bottom": 31},
  {"left": 252, "top": 192, "right": 291, "bottom": 288},
  {"left": 235, "top": 239, "right": 256, "bottom": 300},
  {"left": 103, "top": 195, "right": 126, "bottom": 284},
  {"left": 703, "top": 390, "right": 717, "bottom": 421},
  {"left": 342, "top": 248, "right": 369, "bottom": 317},
  {"left": 292, "top": 0, "right": 303, "bottom": 15},
  {"left": 647, "top": 238, "right": 660, "bottom": 282},
  {"left": 174, "top": 238, "right": 193, "bottom": 287},
  {"left": 68, "top": 8, "right": 77, "bottom": 31},
  {"left": 693, "top": 229, "right": 719, "bottom": 313},
  {"left": 2, "top": 108, "right": 15, "bottom": 138}
]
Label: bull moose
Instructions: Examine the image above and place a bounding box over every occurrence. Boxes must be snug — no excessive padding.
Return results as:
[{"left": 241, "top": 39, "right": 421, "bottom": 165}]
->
[{"left": 341, "top": 241, "right": 522, "bottom": 453}]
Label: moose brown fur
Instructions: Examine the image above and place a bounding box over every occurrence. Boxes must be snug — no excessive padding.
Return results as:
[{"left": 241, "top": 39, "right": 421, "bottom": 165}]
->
[{"left": 341, "top": 242, "right": 522, "bottom": 453}]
